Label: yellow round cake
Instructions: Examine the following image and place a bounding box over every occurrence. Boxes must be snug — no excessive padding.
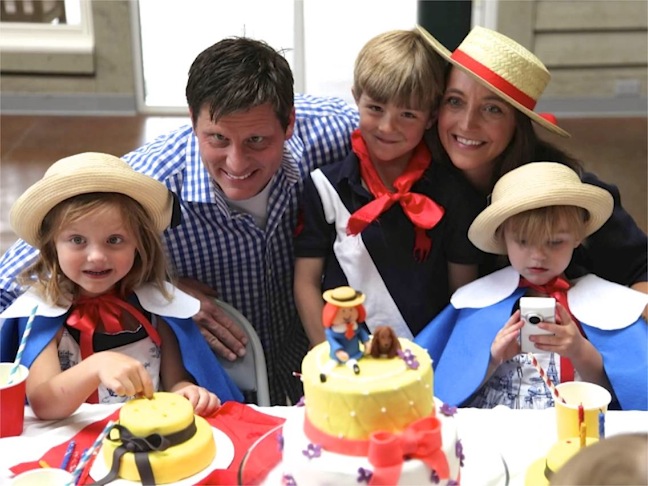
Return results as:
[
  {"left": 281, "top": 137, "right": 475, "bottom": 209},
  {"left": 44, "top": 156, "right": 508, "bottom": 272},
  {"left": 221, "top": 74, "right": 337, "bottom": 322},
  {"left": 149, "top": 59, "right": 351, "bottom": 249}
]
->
[
  {"left": 302, "top": 338, "right": 434, "bottom": 442},
  {"left": 102, "top": 392, "right": 216, "bottom": 484},
  {"left": 525, "top": 436, "right": 599, "bottom": 485}
]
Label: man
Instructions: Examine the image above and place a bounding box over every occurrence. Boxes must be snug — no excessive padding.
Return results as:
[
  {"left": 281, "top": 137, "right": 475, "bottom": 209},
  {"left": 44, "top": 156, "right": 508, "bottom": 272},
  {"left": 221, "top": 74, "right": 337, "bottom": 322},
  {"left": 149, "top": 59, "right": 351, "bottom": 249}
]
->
[{"left": 0, "top": 37, "right": 359, "bottom": 405}]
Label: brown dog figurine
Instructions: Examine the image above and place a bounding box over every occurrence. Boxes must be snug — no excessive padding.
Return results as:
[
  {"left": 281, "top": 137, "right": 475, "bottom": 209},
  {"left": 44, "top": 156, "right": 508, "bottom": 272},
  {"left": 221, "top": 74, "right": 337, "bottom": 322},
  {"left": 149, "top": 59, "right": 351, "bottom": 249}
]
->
[{"left": 369, "top": 326, "right": 401, "bottom": 358}]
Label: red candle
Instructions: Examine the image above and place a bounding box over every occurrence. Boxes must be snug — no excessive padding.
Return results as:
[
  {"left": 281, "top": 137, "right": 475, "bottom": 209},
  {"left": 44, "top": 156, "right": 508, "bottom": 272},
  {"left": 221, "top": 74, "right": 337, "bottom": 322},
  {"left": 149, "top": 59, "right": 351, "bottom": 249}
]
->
[{"left": 578, "top": 403, "right": 584, "bottom": 427}]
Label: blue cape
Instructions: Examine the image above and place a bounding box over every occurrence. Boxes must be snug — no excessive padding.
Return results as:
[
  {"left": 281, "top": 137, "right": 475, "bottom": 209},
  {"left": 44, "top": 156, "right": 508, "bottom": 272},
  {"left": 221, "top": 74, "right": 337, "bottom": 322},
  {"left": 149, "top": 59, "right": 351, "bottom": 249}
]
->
[
  {"left": 415, "top": 285, "right": 647, "bottom": 411},
  {"left": 0, "top": 297, "right": 243, "bottom": 404}
]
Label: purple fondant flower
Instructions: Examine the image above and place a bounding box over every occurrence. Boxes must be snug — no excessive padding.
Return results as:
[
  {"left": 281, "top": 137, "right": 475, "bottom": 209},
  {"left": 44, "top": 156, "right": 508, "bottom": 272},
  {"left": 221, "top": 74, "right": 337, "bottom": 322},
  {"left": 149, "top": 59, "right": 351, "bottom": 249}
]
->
[
  {"left": 455, "top": 439, "right": 465, "bottom": 467},
  {"left": 440, "top": 403, "right": 458, "bottom": 417},
  {"left": 282, "top": 474, "right": 297, "bottom": 486},
  {"left": 430, "top": 469, "right": 440, "bottom": 484},
  {"left": 397, "top": 349, "right": 419, "bottom": 369},
  {"left": 277, "top": 433, "right": 284, "bottom": 451},
  {"left": 302, "top": 443, "right": 322, "bottom": 459},
  {"left": 357, "top": 467, "right": 373, "bottom": 483}
]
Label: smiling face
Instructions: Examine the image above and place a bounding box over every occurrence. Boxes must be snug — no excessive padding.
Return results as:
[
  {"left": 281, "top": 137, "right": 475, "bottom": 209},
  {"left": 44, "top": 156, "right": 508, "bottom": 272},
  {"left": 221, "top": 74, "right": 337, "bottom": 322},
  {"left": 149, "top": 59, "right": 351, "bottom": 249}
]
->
[
  {"left": 193, "top": 103, "right": 295, "bottom": 201},
  {"left": 55, "top": 205, "right": 137, "bottom": 297},
  {"left": 355, "top": 93, "right": 432, "bottom": 174},
  {"left": 438, "top": 68, "right": 516, "bottom": 189}
]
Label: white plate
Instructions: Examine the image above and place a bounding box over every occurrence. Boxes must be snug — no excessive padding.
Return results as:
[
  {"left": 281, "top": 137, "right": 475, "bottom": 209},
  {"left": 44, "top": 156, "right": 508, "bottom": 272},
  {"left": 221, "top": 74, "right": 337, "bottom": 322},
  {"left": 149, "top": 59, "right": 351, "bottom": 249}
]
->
[{"left": 90, "top": 427, "right": 235, "bottom": 485}]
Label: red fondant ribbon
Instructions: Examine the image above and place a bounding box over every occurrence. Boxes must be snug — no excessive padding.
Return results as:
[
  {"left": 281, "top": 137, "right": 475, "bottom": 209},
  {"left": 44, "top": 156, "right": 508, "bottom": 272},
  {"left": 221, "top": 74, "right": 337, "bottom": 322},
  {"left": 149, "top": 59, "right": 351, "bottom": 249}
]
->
[
  {"left": 367, "top": 416, "right": 450, "bottom": 485},
  {"left": 451, "top": 49, "right": 537, "bottom": 110},
  {"left": 346, "top": 130, "right": 444, "bottom": 261},
  {"left": 66, "top": 294, "right": 162, "bottom": 403}
]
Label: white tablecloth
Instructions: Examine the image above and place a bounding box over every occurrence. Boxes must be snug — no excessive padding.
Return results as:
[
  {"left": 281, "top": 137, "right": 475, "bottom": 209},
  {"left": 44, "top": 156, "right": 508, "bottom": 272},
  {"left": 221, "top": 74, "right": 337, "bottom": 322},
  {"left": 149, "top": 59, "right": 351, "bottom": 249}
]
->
[{"left": 1, "top": 404, "right": 646, "bottom": 485}]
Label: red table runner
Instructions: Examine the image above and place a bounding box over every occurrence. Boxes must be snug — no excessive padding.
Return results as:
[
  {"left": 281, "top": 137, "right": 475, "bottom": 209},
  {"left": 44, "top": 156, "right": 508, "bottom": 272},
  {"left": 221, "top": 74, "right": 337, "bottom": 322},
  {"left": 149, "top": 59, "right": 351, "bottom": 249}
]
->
[{"left": 10, "top": 402, "right": 285, "bottom": 485}]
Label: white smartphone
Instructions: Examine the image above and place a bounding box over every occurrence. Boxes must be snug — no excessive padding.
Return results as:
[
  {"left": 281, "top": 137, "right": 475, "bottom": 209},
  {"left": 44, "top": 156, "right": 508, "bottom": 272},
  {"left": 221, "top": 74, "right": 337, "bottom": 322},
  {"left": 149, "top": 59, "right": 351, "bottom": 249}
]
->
[{"left": 519, "top": 296, "right": 556, "bottom": 353}]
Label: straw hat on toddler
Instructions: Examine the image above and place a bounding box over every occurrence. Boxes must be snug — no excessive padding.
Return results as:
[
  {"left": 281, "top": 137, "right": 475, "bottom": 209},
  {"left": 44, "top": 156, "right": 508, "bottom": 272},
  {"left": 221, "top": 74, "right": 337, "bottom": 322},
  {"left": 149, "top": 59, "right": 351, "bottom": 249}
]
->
[
  {"left": 10, "top": 152, "right": 174, "bottom": 247},
  {"left": 468, "top": 162, "right": 614, "bottom": 255},
  {"left": 416, "top": 24, "right": 570, "bottom": 137}
]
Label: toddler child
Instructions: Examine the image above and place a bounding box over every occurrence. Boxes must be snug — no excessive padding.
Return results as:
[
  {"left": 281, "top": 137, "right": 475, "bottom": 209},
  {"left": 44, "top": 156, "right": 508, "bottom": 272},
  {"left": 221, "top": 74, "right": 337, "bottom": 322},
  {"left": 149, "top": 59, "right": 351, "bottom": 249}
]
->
[
  {"left": 0, "top": 152, "right": 243, "bottom": 419},
  {"left": 415, "top": 162, "right": 647, "bottom": 410}
]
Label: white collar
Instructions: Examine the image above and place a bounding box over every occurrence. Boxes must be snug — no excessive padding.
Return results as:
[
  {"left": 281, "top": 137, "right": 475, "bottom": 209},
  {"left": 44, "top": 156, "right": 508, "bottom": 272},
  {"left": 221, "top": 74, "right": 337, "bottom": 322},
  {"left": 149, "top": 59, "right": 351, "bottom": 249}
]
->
[
  {"left": 0, "top": 282, "right": 200, "bottom": 319},
  {"left": 450, "top": 266, "right": 647, "bottom": 330}
]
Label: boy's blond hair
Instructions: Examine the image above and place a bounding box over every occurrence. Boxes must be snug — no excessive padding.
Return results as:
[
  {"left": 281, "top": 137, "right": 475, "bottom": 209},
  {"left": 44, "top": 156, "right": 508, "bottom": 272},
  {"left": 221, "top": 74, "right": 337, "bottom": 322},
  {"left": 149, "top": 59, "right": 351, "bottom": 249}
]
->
[
  {"left": 353, "top": 29, "right": 445, "bottom": 111},
  {"left": 497, "top": 205, "right": 589, "bottom": 245},
  {"left": 19, "top": 192, "right": 172, "bottom": 305},
  {"left": 551, "top": 433, "right": 647, "bottom": 485}
]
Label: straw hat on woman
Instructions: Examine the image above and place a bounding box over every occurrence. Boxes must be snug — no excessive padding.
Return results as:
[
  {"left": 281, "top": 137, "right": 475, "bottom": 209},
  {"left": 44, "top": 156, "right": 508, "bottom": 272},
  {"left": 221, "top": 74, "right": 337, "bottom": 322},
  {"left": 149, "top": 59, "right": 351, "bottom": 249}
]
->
[{"left": 417, "top": 25, "right": 647, "bottom": 307}]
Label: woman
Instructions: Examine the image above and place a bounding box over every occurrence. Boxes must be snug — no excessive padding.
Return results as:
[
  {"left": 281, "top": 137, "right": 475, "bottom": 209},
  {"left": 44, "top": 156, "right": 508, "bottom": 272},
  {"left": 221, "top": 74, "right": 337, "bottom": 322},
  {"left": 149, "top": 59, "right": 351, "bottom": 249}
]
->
[{"left": 417, "top": 25, "right": 647, "bottom": 300}]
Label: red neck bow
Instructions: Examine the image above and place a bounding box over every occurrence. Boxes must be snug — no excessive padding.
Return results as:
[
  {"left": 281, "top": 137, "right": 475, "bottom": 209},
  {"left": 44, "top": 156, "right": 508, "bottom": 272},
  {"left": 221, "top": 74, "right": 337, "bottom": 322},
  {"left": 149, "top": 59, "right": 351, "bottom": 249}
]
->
[
  {"left": 367, "top": 415, "right": 450, "bottom": 485},
  {"left": 519, "top": 276, "right": 582, "bottom": 383},
  {"left": 346, "top": 130, "right": 445, "bottom": 262},
  {"left": 66, "top": 293, "right": 162, "bottom": 403}
]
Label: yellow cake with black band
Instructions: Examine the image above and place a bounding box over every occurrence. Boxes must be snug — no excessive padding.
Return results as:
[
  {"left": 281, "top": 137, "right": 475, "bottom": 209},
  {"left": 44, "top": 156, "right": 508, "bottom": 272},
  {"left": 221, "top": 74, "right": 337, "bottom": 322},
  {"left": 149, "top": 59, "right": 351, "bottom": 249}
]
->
[
  {"left": 302, "top": 338, "right": 434, "bottom": 444},
  {"left": 100, "top": 392, "right": 216, "bottom": 484}
]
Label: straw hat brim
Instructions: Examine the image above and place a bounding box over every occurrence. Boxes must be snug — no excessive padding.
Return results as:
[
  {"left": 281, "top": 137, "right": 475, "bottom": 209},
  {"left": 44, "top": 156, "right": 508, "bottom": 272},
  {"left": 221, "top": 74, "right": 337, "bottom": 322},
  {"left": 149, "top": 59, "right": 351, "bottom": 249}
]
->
[
  {"left": 468, "top": 162, "right": 613, "bottom": 255},
  {"left": 323, "top": 286, "right": 366, "bottom": 307},
  {"left": 10, "top": 153, "right": 173, "bottom": 247},
  {"left": 416, "top": 25, "right": 570, "bottom": 138}
]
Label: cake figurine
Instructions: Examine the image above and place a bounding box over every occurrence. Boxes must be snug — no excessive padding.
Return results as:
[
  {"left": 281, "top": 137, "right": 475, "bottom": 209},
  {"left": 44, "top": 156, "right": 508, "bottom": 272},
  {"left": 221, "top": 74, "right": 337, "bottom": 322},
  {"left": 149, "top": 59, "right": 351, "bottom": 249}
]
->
[
  {"left": 98, "top": 392, "right": 216, "bottom": 484},
  {"left": 368, "top": 325, "right": 402, "bottom": 358},
  {"left": 320, "top": 286, "right": 371, "bottom": 382}
]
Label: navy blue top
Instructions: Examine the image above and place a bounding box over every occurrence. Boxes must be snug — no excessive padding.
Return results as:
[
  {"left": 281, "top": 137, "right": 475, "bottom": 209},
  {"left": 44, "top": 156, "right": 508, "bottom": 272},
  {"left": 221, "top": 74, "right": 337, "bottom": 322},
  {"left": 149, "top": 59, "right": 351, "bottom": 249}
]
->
[{"left": 295, "top": 151, "right": 485, "bottom": 336}]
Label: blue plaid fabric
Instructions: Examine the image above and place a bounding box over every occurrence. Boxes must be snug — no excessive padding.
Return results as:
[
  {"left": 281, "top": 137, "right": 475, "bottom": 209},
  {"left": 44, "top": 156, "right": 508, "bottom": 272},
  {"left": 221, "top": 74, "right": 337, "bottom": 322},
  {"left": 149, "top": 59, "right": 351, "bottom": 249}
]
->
[{"left": 0, "top": 94, "right": 359, "bottom": 404}]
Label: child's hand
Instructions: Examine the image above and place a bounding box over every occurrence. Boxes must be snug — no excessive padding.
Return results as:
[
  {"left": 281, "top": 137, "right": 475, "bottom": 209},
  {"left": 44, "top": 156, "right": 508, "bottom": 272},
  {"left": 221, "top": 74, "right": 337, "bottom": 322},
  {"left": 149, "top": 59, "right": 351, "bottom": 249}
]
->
[
  {"left": 530, "top": 303, "right": 585, "bottom": 358},
  {"left": 490, "top": 310, "right": 523, "bottom": 365},
  {"left": 93, "top": 351, "right": 155, "bottom": 398},
  {"left": 173, "top": 384, "right": 221, "bottom": 417}
]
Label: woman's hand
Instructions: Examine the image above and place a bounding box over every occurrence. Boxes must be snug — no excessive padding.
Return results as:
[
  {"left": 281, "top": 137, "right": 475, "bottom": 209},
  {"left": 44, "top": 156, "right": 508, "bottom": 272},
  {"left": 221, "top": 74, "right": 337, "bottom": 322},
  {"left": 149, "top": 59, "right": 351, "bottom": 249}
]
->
[
  {"left": 177, "top": 277, "right": 248, "bottom": 361},
  {"left": 490, "top": 310, "right": 524, "bottom": 366}
]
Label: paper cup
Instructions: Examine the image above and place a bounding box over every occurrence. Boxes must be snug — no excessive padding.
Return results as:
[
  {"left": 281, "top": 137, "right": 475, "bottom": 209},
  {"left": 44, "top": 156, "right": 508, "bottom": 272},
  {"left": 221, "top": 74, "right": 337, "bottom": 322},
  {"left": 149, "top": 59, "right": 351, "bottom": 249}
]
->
[
  {"left": 10, "top": 468, "right": 74, "bottom": 486},
  {"left": 555, "top": 381, "right": 611, "bottom": 440},
  {"left": 0, "top": 362, "right": 29, "bottom": 438}
]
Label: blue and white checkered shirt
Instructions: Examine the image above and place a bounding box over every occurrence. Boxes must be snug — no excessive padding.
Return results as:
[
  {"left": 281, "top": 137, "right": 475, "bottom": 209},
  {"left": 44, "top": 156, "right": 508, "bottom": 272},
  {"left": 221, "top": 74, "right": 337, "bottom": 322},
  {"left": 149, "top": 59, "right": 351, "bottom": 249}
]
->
[{"left": 0, "top": 94, "right": 359, "bottom": 404}]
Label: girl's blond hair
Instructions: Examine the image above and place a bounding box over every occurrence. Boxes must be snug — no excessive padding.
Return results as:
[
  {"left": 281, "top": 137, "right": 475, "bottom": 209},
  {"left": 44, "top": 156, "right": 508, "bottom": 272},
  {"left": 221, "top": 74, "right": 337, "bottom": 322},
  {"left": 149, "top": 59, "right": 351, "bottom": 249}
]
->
[
  {"left": 18, "top": 192, "right": 172, "bottom": 305},
  {"left": 497, "top": 205, "right": 589, "bottom": 244}
]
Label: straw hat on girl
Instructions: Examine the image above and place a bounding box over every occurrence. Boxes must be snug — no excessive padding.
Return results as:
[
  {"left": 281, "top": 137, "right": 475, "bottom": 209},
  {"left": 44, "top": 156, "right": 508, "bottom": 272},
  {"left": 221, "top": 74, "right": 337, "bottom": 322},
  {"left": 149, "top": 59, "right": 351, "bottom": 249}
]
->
[
  {"left": 10, "top": 152, "right": 174, "bottom": 247},
  {"left": 468, "top": 162, "right": 613, "bottom": 255},
  {"left": 416, "top": 24, "right": 570, "bottom": 138}
]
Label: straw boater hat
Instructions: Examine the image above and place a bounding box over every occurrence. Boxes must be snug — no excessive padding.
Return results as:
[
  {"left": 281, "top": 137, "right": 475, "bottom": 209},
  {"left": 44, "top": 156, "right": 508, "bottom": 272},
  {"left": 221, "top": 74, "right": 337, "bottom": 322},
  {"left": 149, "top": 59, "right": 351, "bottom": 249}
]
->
[
  {"left": 10, "top": 152, "right": 174, "bottom": 247},
  {"left": 416, "top": 25, "right": 570, "bottom": 138},
  {"left": 468, "top": 162, "right": 613, "bottom": 254},
  {"left": 322, "top": 286, "right": 366, "bottom": 307}
]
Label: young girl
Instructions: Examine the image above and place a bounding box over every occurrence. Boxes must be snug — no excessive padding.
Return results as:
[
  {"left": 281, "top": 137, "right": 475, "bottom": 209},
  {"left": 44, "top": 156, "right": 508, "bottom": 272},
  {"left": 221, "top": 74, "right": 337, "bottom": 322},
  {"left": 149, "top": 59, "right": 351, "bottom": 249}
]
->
[
  {"left": 0, "top": 152, "right": 242, "bottom": 419},
  {"left": 294, "top": 29, "right": 484, "bottom": 345},
  {"left": 415, "top": 162, "right": 647, "bottom": 411}
]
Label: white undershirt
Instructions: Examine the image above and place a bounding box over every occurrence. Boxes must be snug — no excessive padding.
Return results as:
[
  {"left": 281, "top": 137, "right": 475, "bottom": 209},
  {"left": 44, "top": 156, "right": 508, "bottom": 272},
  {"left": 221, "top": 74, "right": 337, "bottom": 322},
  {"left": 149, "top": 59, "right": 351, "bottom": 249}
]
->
[{"left": 223, "top": 177, "right": 273, "bottom": 229}]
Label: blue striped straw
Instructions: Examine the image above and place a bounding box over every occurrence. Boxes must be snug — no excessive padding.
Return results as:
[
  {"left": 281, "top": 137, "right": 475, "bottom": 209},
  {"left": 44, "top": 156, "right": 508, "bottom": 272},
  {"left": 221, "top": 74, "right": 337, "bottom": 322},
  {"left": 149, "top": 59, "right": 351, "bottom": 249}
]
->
[
  {"left": 69, "top": 420, "right": 116, "bottom": 485},
  {"left": 8, "top": 305, "right": 38, "bottom": 384}
]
